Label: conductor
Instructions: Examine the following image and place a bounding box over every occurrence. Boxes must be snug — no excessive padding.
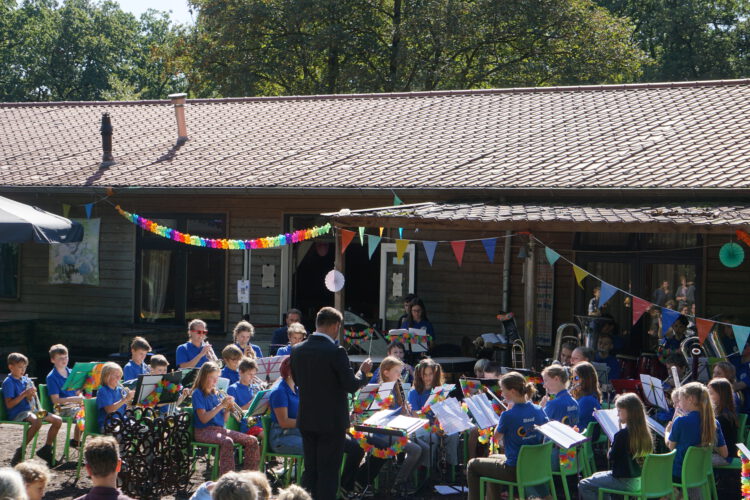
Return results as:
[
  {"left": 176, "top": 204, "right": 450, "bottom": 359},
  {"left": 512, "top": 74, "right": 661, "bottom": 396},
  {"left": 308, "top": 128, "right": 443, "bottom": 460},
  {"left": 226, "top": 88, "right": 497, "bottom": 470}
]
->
[{"left": 290, "top": 307, "right": 372, "bottom": 500}]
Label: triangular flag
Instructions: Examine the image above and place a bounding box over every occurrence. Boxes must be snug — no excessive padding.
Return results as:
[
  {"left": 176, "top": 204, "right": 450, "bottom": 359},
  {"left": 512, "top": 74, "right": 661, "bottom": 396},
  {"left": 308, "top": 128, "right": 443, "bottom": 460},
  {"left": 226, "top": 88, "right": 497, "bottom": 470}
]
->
[
  {"left": 545, "top": 248, "right": 560, "bottom": 266},
  {"left": 451, "top": 241, "right": 466, "bottom": 267},
  {"left": 62, "top": 204, "right": 70, "bottom": 217},
  {"left": 422, "top": 241, "right": 437, "bottom": 266},
  {"left": 106, "top": 187, "right": 114, "bottom": 196},
  {"left": 367, "top": 235, "right": 381, "bottom": 260},
  {"left": 695, "top": 318, "right": 714, "bottom": 345},
  {"left": 394, "top": 194, "right": 403, "bottom": 206},
  {"left": 661, "top": 308, "right": 681, "bottom": 336},
  {"left": 632, "top": 297, "right": 650, "bottom": 325},
  {"left": 395, "top": 239, "right": 409, "bottom": 261},
  {"left": 340, "top": 230, "right": 355, "bottom": 254},
  {"left": 358, "top": 227, "right": 364, "bottom": 245},
  {"left": 379, "top": 227, "right": 384, "bottom": 237},
  {"left": 481, "top": 238, "right": 497, "bottom": 263},
  {"left": 85, "top": 203, "right": 93, "bottom": 219},
  {"left": 399, "top": 227, "right": 403, "bottom": 238},
  {"left": 598, "top": 282, "right": 618, "bottom": 306},
  {"left": 573, "top": 265, "right": 589, "bottom": 288},
  {"left": 733, "top": 325, "right": 750, "bottom": 354}
]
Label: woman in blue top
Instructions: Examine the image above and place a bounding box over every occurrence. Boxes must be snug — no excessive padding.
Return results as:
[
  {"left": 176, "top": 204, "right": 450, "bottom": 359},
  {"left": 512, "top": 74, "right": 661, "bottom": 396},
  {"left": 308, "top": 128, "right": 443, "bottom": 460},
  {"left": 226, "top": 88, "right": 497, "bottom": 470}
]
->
[
  {"left": 467, "top": 371, "right": 549, "bottom": 500},
  {"left": 232, "top": 320, "right": 263, "bottom": 359},
  {"left": 268, "top": 357, "right": 303, "bottom": 454},
  {"left": 192, "top": 361, "right": 260, "bottom": 476},
  {"left": 400, "top": 298, "right": 435, "bottom": 344},
  {"left": 571, "top": 362, "right": 602, "bottom": 430},
  {"left": 176, "top": 319, "right": 213, "bottom": 369}
]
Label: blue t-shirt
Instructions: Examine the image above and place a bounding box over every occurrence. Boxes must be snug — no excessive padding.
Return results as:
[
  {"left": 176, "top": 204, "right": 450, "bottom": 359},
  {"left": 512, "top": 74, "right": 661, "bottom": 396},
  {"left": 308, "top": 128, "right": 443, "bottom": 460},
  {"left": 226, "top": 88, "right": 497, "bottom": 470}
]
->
[
  {"left": 269, "top": 381, "right": 299, "bottom": 424},
  {"left": 668, "top": 410, "right": 726, "bottom": 476},
  {"left": 408, "top": 388, "right": 431, "bottom": 414},
  {"left": 276, "top": 345, "right": 292, "bottom": 356},
  {"left": 496, "top": 402, "right": 548, "bottom": 466},
  {"left": 176, "top": 342, "right": 208, "bottom": 368},
  {"left": 576, "top": 394, "right": 601, "bottom": 429},
  {"left": 228, "top": 381, "right": 254, "bottom": 432},
  {"left": 399, "top": 319, "right": 435, "bottom": 339},
  {"left": 595, "top": 354, "right": 620, "bottom": 380},
  {"left": 123, "top": 360, "right": 149, "bottom": 382},
  {"left": 46, "top": 367, "right": 76, "bottom": 399},
  {"left": 271, "top": 327, "right": 289, "bottom": 355},
  {"left": 221, "top": 366, "right": 239, "bottom": 386},
  {"left": 544, "top": 389, "right": 579, "bottom": 427},
  {"left": 97, "top": 385, "right": 126, "bottom": 431},
  {"left": 234, "top": 342, "right": 263, "bottom": 358},
  {"left": 191, "top": 389, "right": 225, "bottom": 429},
  {"left": 2, "top": 375, "right": 31, "bottom": 420}
]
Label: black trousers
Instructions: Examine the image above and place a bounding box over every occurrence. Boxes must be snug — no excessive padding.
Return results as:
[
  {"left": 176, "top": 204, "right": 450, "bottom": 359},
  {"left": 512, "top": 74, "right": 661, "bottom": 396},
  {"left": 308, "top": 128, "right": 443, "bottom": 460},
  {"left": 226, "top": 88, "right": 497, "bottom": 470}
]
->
[{"left": 301, "top": 429, "right": 345, "bottom": 500}]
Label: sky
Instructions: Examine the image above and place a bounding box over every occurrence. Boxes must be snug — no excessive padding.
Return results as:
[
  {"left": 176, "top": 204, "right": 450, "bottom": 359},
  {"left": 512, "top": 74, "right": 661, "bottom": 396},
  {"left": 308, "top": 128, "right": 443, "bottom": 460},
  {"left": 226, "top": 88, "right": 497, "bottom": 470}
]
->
[{"left": 116, "top": 0, "right": 195, "bottom": 25}]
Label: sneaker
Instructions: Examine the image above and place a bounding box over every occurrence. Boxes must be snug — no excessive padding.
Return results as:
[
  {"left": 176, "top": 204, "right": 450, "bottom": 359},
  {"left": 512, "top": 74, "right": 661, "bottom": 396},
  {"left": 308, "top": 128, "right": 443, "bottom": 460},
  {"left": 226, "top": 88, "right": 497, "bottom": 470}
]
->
[
  {"left": 35, "top": 445, "right": 54, "bottom": 466},
  {"left": 70, "top": 439, "right": 80, "bottom": 449},
  {"left": 10, "top": 447, "right": 22, "bottom": 467}
]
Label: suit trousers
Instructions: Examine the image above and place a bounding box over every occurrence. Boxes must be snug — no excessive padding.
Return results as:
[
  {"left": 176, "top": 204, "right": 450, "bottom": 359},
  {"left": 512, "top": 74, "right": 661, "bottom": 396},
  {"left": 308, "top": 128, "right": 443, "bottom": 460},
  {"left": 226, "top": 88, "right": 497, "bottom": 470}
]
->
[{"left": 301, "top": 429, "right": 345, "bottom": 500}]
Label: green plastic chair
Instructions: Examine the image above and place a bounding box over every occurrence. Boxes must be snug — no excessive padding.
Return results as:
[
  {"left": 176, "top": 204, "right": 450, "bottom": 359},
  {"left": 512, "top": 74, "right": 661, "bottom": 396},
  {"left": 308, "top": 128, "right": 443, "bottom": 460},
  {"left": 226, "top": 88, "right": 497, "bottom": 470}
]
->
[
  {"left": 479, "top": 441, "right": 557, "bottom": 500},
  {"left": 598, "top": 450, "right": 676, "bottom": 500},
  {"left": 185, "top": 407, "right": 245, "bottom": 481},
  {"left": 672, "top": 446, "right": 711, "bottom": 500},
  {"left": 580, "top": 422, "right": 598, "bottom": 477},
  {"left": 75, "top": 398, "right": 102, "bottom": 479},
  {"left": 39, "top": 384, "right": 73, "bottom": 462},
  {"left": 0, "top": 387, "right": 40, "bottom": 463},
  {"left": 260, "top": 414, "right": 304, "bottom": 486},
  {"left": 738, "top": 413, "right": 748, "bottom": 444}
]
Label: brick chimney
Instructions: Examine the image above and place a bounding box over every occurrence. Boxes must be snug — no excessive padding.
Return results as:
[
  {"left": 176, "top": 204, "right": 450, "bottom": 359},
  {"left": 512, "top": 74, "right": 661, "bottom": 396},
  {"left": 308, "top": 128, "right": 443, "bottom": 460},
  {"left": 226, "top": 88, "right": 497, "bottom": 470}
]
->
[
  {"left": 100, "top": 113, "right": 114, "bottom": 167},
  {"left": 168, "top": 93, "right": 188, "bottom": 144}
]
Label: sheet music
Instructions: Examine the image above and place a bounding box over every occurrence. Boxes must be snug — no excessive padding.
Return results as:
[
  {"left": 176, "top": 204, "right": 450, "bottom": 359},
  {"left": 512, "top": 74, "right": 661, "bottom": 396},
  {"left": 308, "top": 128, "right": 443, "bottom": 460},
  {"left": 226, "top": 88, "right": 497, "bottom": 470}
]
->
[
  {"left": 245, "top": 390, "right": 272, "bottom": 418},
  {"left": 639, "top": 374, "right": 669, "bottom": 410},
  {"left": 256, "top": 355, "right": 289, "bottom": 383},
  {"left": 431, "top": 398, "right": 475, "bottom": 435},
  {"left": 370, "top": 381, "right": 396, "bottom": 410},
  {"left": 408, "top": 328, "right": 429, "bottom": 352},
  {"left": 464, "top": 395, "right": 500, "bottom": 430},
  {"left": 362, "top": 409, "right": 426, "bottom": 435},
  {"left": 647, "top": 416, "right": 665, "bottom": 437},
  {"left": 739, "top": 443, "right": 750, "bottom": 459},
  {"left": 594, "top": 409, "right": 621, "bottom": 442},
  {"left": 536, "top": 420, "right": 588, "bottom": 449},
  {"left": 356, "top": 384, "right": 380, "bottom": 405},
  {"left": 363, "top": 408, "right": 401, "bottom": 427}
]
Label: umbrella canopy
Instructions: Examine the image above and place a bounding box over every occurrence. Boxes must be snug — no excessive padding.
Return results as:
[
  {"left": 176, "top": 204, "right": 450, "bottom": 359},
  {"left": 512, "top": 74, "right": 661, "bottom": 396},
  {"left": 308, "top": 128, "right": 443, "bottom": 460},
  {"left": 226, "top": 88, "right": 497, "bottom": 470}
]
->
[{"left": 0, "top": 196, "right": 84, "bottom": 243}]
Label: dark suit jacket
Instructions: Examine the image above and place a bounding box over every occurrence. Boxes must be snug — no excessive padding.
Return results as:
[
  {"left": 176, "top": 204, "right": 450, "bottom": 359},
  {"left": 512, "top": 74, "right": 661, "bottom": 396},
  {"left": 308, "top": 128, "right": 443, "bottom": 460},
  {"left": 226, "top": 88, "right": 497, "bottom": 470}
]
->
[{"left": 291, "top": 334, "right": 367, "bottom": 433}]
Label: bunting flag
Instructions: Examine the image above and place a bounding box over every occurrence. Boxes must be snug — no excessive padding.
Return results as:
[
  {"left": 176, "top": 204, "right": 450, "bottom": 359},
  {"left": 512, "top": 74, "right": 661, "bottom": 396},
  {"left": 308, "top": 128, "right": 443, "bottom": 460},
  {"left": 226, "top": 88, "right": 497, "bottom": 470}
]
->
[
  {"left": 451, "top": 241, "right": 466, "bottom": 267},
  {"left": 661, "top": 308, "right": 681, "bottom": 336},
  {"left": 62, "top": 203, "right": 71, "bottom": 217},
  {"left": 598, "top": 282, "right": 618, "bottom": 306},
  {"left": 379, "top": 227, "right": 384, "bottom": 237},
  {"left": 358, "top": 227, "right": 365, "bottom": 245},
  {"left": 340, "top": 229, "right": 355, "bottom": 254},
  {"left": 573, "top": 265, "right": 589, "bottom": 288},
  {"left": 481, "top": 238, "right": 497, "bottom": 264},
  {"left": 733, "top": 325, "right": 750, "bottom": 354},
  {"left": 695, "top": 318, "right": 714, "bottom": 345},
  {"left": 423, "top": 241, "right": 437, "bottom": 266},
  {"left": 85, "top": 203, "right": 93, "bottom": 219},
  {"left": 367, "top": 235, "right": 381, "bottom": 259},
  {"left": 106, "top": 187, "right": 114, "bottom": 196},
  {"left": 545, "top": 248, "right": 560, "bottom": 266},
  {"left": 399, "top": 227, "right": 403, "bottom": 239},
  {"left": 394, "top": 194, "right": 403, "bottom": 206},
  {"left": 395, "top": 239, "right": 409, "bottom": 261},
  {"left": 632, "top": 297, "right": 651, "bottom": 325}
]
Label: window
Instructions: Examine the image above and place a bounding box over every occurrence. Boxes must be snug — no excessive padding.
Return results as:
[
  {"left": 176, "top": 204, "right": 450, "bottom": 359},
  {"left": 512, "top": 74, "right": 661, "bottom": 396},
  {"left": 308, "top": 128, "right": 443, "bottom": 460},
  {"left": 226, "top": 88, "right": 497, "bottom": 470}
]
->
[
  {"left": 0, "top": 243, "right": 19, "bottom": 299},
  {"left": 136, "top": 215, "right": 226, "bottom": 328}
]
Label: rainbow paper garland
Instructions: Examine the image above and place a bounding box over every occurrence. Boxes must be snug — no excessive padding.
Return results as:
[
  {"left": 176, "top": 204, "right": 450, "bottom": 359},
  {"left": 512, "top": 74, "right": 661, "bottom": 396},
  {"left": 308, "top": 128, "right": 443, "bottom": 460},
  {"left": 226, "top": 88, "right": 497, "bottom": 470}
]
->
[
  {"left": 386, "top": 331, "right": 432, "bottom": 345},
  {"left": 116, "top": 205, "right": 331, "bottom": 250},
  {"left": 352, "top": 389, "right": 394, "bottom": 415},
  {"left": 559, "top": 449, "right": 577, "bottom": 472},
  {"left": 344, "top": 328, "right": 377, "bottom": 347},
  {"left": 460, "top": 379, "right": 481, "bottom": 398},
  {"left": 75, "top": 404, "right": 86, "bottom": 432},
  {"left": 141, "top": 380, "right": 181, "bottom": 408},
  {"left": 350, "top": 429, "right": 409, "bottom": 459},
  {"left": 477, "top": 426, "right": 494, "bottom": 445},
  {"left": 742, "top": 455, "right": 750, "bottom": 499}
]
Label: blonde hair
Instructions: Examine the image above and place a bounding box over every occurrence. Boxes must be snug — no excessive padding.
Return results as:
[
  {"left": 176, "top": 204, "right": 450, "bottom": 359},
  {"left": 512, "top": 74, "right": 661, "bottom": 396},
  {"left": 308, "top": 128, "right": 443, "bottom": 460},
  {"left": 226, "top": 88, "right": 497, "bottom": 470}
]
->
[
  {"left": 238, "top": 471, "right": 271, "bottom": 500},
  {"left": 14, "top": 460, "right": 50, "bottom": 485},
  {"left": 542, "top": 365, "right": 569, "bottom": 384},
  {"left": 222, "top": 344, "right": 243, "bottom": 362},
  {"left": 682, "top": 382, "right": 717, "bottom": 447},
  {"left": 232, "top": 321, "right": 255, "bottom": 340},
  {"left": 378, "top": 356, "right": 404, "bottom": 383},
  {"left": 48, "top": 344, "right": 68, "bottom": 359},
  {"left": 192, "top": 361, "right": 221, "bottom": 395},
  {"left": 500, "top": 371, "right": 537, "bottom": 399},
  {"left": 615, "top": 393, "right": 653, "bottom": 461},
  {"left": 287, "top": 322, "right": 306, "bottom": 338},
  {"left": 100, "top": 362, "right": 122, "bottom": 383},
  {"left": 277, "top": 484, "right": 312, "bottom": 500}
]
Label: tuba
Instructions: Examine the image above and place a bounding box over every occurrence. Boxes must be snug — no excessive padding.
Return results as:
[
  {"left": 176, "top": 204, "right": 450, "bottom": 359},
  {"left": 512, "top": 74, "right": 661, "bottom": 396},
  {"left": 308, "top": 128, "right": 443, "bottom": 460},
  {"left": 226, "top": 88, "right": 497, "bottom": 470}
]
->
[
  {"left": 552, "top": 322, "right": 581, "bottom": 363},
  {"left": 679, "top": 337, "right": 707, "bottom": 384}
]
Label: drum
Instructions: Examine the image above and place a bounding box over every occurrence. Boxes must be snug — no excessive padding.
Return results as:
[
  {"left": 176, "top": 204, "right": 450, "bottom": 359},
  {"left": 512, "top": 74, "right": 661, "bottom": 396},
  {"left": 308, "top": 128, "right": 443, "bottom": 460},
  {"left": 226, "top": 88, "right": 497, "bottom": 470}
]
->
[{"left": 616, "top": 354, "right": 638, "bottom": 380}]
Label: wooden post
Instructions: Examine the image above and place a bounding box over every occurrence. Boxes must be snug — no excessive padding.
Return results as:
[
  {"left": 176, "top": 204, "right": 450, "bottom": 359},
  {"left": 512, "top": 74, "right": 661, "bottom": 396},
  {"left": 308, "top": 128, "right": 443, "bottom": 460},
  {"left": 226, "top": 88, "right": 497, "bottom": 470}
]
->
[
  {"left": 523, "top": 240, "right": 536, "bottom": 368},
  {"left": 334, "top": 230, "right": 346, "bottom": 343}
]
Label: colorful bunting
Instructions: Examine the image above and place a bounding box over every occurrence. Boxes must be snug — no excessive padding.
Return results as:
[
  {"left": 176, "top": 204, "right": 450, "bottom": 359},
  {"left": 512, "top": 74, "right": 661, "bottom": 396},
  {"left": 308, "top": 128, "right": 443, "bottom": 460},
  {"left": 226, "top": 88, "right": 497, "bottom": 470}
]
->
[
  {"left": 367, "top": 235, "right": 381, "bottom": 260},
  {"left": 598, "top": 282, "right": 618, "bottom": 306},
  {"left": 358, "top": 227, "right": 365, "bottom": 245},
  {"left": 734, "top": 325, "right": 750, "bottom": 354},
  {"left": 573, "top": 265, "right": 589, "bottom": 288},
  {"left": 737, "top": 229, "right": 750, "bottom": 247},
  {"left": 695, "top": 318, "right": 714, "bottom": 345},
  {"left": 116, "top": 205, "right": 331, "bottom": 250},
  {"left": 450, "top": 241, "right": 466, "bottom": 267},
  {"left": 545, "top": 248, "right": 560, "bottom": 266},
  {"left": 395, "top": 239, "right": 409, "bottom": 261},
  {"left": 394, "top": 194, "right": 403, "bottom": 206},
  {"left": 379, "top": 227, "right": 384, "bottom": 237},
  {"left": 482, "top": 238, "right": 497, "bottom": 263},
  {"left": 106, "top": 187, "right": 115, "bottom": 196},
  {"left": 399, "top": 227, "right": 403, "bottom": 239},
  {"left": 632, "top": 297, "right": 651, "bottom": 325},
  {"left": 661, "top": 308, "right": 681, "bottom": 336},
  {"left": 340, "top": 229, "right": 355, "bottom": 254},
  {"left": 423, "top": 241, "right": 438, "bottom": 266},
  {"left": 62, "top": 203, "right": 71, "bottom": 217},
  {"left": 85, "top": 203, "right": 93, "bottom": 219}
]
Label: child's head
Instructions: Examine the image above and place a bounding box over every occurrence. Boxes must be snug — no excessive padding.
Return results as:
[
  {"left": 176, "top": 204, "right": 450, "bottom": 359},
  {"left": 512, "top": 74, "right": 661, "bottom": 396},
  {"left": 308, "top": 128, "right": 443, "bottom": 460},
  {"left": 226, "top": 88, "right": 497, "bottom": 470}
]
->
[
  {"left": 386, "top": 341, "right": 406, "bottom": 361},
  {"left": 409, "top": 299, "right": 427, "bottom": 322},
  {"left": 149, "top": 354, "right": 169, "bottom": 375},
  {"left": 238, "top": 471, "right": 271, "bottom": 500},
  {"left": 280, "top": 357, "right": 293, "bottom": 382},
  {"left": 130, "top": 336, "right": 151, "bottom": 364},
  {"left": 474, "top": 358, "right": 490, "bottom": 378},
  {"left": 212, "top": 471, "right": 258, "bottom": 500},
  {"left": 49, "top": 344, "right": 69, "bottom": 367},
  {"left": 542, "top": 365, "right": 568, "bottom": 394},
  {"left": 681, "top": 381, "right": 717, "bottom": 447},
  {"left": 483, "top": 361, "right": 501, "bottom": 379},
  {"left": 570, "top": 362, "right": 601, "bottom": 401},
  {"left": 671, "top": 386, "right": 683, "bottom": 411},
  {"left": 193, "top": 361, "right": 221, "bottom": 394},
  {"left": 187, "top": 318, "right": 208, "bottom": 342},
  {"left": 0, "top": 467, "right": 26, "bottom": 500},
  {"left": 414, "top": 358, "right": 442, "bottom": 392},
  {"left": 287, "top": 322, "right": 306, "bottom": 346},
  {"left": 378, "top": 356, "right": 404, "bottom": 383},
  {"left": 277, "top": 484, "right": 312, "bottom": 500},
  {"left": 713, "top": 361, "right": 736, "bottom": 383},
  {"left": 597, "top": 334, "right": 613, "bottom": 355},
  {"left": 570, "top": 346, "right": 594, "bottom": 365},
  {"left": 614, "top": 393, "right": 652, "bottom": 459},
  {"left": 238, "top": 357, "right": 258, "bottom": 385},
  {"left": 708, "top": 377, "right": 736, "bottom": 417},
  {"left": 500, "top": 371, "right": 536, "bottom": 402},
  {"left": 14, "top": 460, "right": 50, "bottom": 500},
  {"left": 559, "top": 343, "right": 575, "bottom": 366},
  {"left": 7, "top": 352, "right": 28, "bottom": 375},
  {"left": 403, "top": 294, "right": 417, "bottom": 314},
  {"left": 665, "top": 353, "right": 687, "bottom": 375},
  {"left": 100, "top": 362, "right": 123, "bottom": 387},
  {"left": 222, "top": 344, "right": 243, "bottom": 370},
  {"left": 593, "top": 286, "right": 601, "bottom": 298},
  {"left": 233, "top": 321, "right": 255, "bottom": 347},
  {"left": 84, "top": 436, "right": 121, "bottom": 478}
]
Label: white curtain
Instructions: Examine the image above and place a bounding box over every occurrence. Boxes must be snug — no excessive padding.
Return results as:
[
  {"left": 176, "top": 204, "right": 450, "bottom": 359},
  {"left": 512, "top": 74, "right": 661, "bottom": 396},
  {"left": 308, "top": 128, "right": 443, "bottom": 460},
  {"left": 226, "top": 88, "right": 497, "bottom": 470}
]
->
[{"left": 143, "top": 250, "right": 171, "bottom": 322}]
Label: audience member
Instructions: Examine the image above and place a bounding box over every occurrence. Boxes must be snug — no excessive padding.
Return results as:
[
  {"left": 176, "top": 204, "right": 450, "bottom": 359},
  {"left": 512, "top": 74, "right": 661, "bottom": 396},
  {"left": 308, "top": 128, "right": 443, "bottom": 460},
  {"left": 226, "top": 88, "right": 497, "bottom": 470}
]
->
[
  {"left": 276, "top": 485, "right": 312, "bottom": 500},
  {"left": 211, "top": 471, "right": 257, "bottom": 500},
  {"left": 75, "top": 435, "right": 135, "bottom": 500},
  {"left": 270, "top": 309, "right": 303, "bottom": 356},
  {"left": 0, "top": 467, "right": 26, "bottom": 500},
  {"left": 14, "top": 461, "right": 49, "bottom": 500}
]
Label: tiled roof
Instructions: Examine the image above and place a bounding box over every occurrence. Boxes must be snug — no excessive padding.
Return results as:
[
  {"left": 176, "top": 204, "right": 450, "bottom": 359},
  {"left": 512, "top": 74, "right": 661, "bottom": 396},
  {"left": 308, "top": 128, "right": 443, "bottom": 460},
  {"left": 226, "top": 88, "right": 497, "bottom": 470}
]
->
[
  {"left": 2, "top": 80, "right": 750, "bottom": 190},
  {"left": 326, "top": 201, "right": 750, "bottom": 232}
]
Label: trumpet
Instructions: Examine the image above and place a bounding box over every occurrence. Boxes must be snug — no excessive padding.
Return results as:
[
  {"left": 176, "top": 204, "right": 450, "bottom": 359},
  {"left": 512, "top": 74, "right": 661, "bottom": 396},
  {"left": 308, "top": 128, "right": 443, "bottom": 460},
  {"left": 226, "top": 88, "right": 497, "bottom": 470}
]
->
[
  {"left": 54, "top": 401, "right": 83, "bottom": 414},
  {"left": 25, "top": 379, "right": 47, "bottom": 418},
  {"left": 118, "top": 384, "right": 134, "bottom": 408},
  {"left": 203, "top": 341, "right": 223, "bottom": 368},
  {"left": 217, "top": 390, "right": 245, "bottom": 422}
]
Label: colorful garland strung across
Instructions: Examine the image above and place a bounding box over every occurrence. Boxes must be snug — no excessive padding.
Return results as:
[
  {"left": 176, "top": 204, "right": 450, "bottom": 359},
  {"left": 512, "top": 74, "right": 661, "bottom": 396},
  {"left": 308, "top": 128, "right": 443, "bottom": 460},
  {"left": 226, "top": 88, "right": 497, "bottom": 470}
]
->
[
  {"left": 386, "top": 331, "right": 432, "bottom": 345},
  {"left": 344, "top": 328, "right": 377, "bottom": 347},
  {"left": 82, "top": 364, "right": 105, "bottom": 398},
  {"left": 742, "top": 454, "right": 750, "bottom": 499},
  {"left": 460, "top": 379, "right": 481, "bottom": 398},
  {"left": 351, "top": 389, "right": 394, "bottom": 415},
  {"left": 350, "top": 429, "right": 409, "bottom": 459},
  {"left": 116, "top": 205, "right": 331, "bottom": 250},
  {"left": 141, "top": 380, "right": 181, "bottom": 408}
]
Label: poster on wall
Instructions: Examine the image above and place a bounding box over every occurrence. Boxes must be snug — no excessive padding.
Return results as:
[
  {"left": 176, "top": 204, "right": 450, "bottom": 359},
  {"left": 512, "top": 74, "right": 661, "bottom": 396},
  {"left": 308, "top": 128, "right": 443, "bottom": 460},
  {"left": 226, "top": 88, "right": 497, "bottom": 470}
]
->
[
  {"left": 49, "top": 218, "right": 100, "bottom": 285},
  {"left": 535, "top": 250, "right": 554, "bottom": 346},
  {"left": 379, "top": 243, "right": 415, "bottom": 331}
]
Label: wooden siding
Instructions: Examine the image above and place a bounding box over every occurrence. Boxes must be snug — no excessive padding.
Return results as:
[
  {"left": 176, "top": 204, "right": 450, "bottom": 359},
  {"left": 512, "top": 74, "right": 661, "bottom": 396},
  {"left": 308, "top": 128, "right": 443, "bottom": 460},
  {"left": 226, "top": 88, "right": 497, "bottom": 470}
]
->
[{"left": 705, "top": 233, "right": 750, "bottom": 324}]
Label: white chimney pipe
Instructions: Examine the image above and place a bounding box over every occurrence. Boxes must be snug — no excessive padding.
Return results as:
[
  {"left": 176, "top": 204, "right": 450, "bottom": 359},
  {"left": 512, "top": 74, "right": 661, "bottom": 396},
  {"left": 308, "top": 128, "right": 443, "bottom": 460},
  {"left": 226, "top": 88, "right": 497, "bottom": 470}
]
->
[{"left": 168, "top": 93, "right": 188, "bottom": 143}]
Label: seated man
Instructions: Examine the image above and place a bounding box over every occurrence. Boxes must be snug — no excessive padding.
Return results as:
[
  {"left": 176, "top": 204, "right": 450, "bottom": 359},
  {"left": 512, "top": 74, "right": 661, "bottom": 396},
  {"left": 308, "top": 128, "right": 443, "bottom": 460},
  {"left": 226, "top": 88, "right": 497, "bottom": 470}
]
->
[
  {"left": 270, "top": 309, "right": 302, "bottom": 356},
  {"left": 276, "top": 322, "right": 307, "bottom": 356}
]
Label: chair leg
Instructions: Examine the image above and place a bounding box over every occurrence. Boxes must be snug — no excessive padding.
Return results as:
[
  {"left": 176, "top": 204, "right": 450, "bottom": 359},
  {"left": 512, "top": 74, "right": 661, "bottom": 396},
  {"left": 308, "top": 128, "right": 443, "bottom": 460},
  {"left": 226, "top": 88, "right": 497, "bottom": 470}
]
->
[
  {"left": 211, "top": 448, "right": 219, "bottom": 480},
  {"left": 479, "top": 478, "right": 485, "bottom": 500},
  {"left": 75, "top": 433, "right": 88, "bottom": 480},
  {"left": 549, "top": 478, "right": 557, "bottom": 500},
  {"left": 19, "top": 424, "right": 29, "bottom": 462},
  {"left": 63, "top": 420, "right": 72, "bottom": 460}
]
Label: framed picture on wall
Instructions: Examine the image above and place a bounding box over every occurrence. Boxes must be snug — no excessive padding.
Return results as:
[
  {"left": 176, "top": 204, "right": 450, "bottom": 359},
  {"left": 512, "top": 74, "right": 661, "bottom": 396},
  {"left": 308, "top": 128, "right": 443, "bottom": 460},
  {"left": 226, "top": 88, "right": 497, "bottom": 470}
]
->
[{"left": 379, "top": 242, "right": 415, "bottom": 331}]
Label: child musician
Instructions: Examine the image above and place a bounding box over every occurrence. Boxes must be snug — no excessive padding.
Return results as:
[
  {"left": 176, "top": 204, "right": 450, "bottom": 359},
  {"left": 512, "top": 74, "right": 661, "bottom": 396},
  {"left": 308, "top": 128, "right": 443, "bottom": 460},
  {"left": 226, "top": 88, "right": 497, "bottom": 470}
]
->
[
  {"left": 665, "top": 382, "right": 727, "bottom": 497},
  {"left": 96, "top": 362, "right": 134, "bottom": 433},
  {"left": 578, "top": 393, "right": 653, "bottom": 499},
  {"left": 570, "top": 362, "right": 602, "bottom": 429},
  {"left": 227, "top": 357, "right": 262, "bottom": 436},
  {"left": 369, "top": 342, "right": 414, "bottom": 383},
  {"left": 220, "top": 345, "right": 243, "bottom": 386},
  {"left": 192, "top": 361, "right": 260, "bottom": 476},
  {"left": 3, "top": 353, "right": 62, "bottom": 466},
  {"left": 708, "top": 377, "right": 738, "bottom": 466},
  {"left": 176, "top": 319, "right": 213, "bottom": 369},
  {"left": 148, "top": 355, "right": 172, "bottom": 415},
  {"left": 232, "top": 320, "right": 263, "bottom": 358},
  {"left": 123, "top": 336, "right": 151, "bottom": 382},
  {"left": 275, "top": 322, "right": 307, "bottom": 356},
  {"left": 467, "top": 371, "right": 549, "bottom": 500},
  {"left": 46, "top": 344, "right": 83, "bottom": 447},
  {"left": 540, "top": 365, "right": 578, "bottom": 427}
]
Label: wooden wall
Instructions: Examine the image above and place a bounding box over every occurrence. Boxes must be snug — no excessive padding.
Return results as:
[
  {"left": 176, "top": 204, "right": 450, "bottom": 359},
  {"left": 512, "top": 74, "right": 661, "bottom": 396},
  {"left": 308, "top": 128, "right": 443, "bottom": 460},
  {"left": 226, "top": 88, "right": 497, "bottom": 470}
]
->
[{"left": 704, "top": 233, "right": 750, "bottom": 324}]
